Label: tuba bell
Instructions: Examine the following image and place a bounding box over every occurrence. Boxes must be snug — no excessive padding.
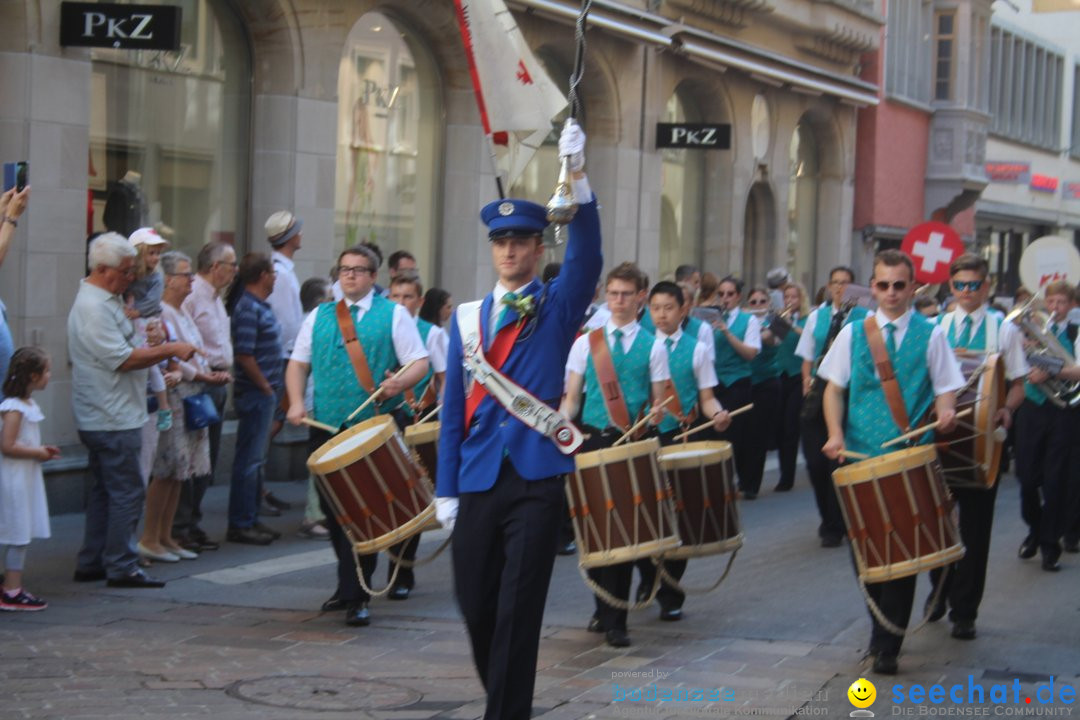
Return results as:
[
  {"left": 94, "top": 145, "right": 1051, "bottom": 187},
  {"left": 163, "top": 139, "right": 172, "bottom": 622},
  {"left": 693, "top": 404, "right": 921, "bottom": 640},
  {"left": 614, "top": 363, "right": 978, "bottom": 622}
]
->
[{"left": 1006, "top": 296, "right": 1080, "bottom": 408}]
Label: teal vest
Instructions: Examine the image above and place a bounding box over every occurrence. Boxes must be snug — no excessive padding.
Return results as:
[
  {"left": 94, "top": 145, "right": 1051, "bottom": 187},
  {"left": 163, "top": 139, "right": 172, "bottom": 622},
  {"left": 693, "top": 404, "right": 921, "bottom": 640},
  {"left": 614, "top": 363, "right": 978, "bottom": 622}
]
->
[
  {"left": 945, "top": 313, "right": 988, "bottom": 352},
  {"left": 751, "top": 314, "right": 781, "bottom": 384},
  {"left": 1024, "top": 322, "right": 1076, "bottom": 406},
  {"left": 776, "top": 314, "right": 807, "bottom": 377},
  {"left": 639, "top": 308, "right": 655, "bottom": 334},
  {"left": 846, "top": 314, "right": 935, "bottom": 457},
  {"left": 812, "top": 304, "right": 869, "bottom": 362},
  {"left": 683, "top": 314, "right": 704, "bottom": 343},
  {"left": 584, "top": 328, "right": 654, "bottom": 430},
  {"left": 714, "top": 310, "right": 752, "bottom": 386},
  {"left": 413, "top": 318, "right": 436, "bottom": 403},
  {"left": 658, "top": 332, "right": 700, "bottom": 433},
  {"left": 311, "top": 295, "right": 404, "bottom": 429}
]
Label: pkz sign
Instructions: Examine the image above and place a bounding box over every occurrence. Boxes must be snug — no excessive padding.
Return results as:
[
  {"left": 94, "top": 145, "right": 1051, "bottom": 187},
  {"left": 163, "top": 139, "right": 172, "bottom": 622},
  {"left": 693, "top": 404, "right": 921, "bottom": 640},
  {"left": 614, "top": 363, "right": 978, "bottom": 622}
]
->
[
  {"left": 656, "top": 123, "right": 731, "bottom": 150},
  {"left": 60, "top": 2, "right": 181, "bottom": 50}
]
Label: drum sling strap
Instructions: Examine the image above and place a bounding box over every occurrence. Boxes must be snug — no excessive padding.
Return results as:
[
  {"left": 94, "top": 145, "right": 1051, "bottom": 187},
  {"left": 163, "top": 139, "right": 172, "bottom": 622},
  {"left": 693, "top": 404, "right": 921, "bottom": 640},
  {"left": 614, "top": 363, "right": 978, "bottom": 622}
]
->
[
  {"left": 334, "top": 299, "right": 384, "bottom": 419},
  {"left": 588, "top": 328, "right": 633, "bottom": 432},
  {"left": 864, "top": 317, "right": 911, "bottom": 434}
]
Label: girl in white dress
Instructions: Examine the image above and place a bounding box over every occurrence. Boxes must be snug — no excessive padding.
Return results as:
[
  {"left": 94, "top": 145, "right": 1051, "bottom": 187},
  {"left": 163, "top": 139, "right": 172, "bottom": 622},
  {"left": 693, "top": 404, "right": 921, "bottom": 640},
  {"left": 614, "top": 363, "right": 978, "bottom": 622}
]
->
[{"left": 0, "top": 347, "right": 58, "bottom": 611}]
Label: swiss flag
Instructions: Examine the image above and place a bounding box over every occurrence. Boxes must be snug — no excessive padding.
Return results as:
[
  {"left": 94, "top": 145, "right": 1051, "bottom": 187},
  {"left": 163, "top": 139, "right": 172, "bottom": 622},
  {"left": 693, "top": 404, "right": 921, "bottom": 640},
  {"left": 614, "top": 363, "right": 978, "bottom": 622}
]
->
[{"left": 901, "top": 222, "right": 965, "bottom": 284}]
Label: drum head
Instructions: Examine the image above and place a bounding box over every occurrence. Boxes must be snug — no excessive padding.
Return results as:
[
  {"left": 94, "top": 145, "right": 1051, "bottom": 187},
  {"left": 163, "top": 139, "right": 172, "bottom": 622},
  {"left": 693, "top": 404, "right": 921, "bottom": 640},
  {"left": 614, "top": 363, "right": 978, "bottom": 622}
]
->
[
  {"left": 832, "top": 445, "right": 937, "bottom": 486},
  {"left": 574, "top": 437, "right": 660, "bottom": 470},
  {"left": 970, "top": 353, "right": 1005, "bottom": 486},
  {"left": 308, "top": 415, "right": 397, "bottom": 474},
  {"left": 658, "top": 441, "right": 732, "bottom": 470},
  {"left": 405, "top": 421, "right": 440, "bottom": 446}
]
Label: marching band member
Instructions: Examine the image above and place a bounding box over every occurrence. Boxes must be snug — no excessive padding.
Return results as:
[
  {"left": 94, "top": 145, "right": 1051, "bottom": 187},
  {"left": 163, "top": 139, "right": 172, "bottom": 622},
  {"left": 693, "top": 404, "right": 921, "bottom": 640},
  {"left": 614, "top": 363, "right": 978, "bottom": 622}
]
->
[
  {"left": 925, "top": 254, "right": 1028, "bottom": 639},
  {"left": 560, "top": 262, "right": 669, "bottom": 648},
  {"left": 711, "top": 277, "right": 761, "bottom": 494},
  {"left": 435, "top": 120, "right": 602, "bottom": 720},
  {"left": 820, "top": 249, "right": 963, "bottom": 675},
  {"left": 1014, "top": 279, "right": 1080, "bottom": 572},
  {"left": 633, "top": 280, "right": 730, "bottom": 621},
  {"left": 795, "top": 266, "right": 868, "bottom": 547},
  {"left": 284, "top": 246, "right": 429, "bottom": 627},
  {"left": 744, "top": 287, "right": 781, "bottom": 499},
  {"left": 774, "top": 283, "right": 807, "bottom": 492}
]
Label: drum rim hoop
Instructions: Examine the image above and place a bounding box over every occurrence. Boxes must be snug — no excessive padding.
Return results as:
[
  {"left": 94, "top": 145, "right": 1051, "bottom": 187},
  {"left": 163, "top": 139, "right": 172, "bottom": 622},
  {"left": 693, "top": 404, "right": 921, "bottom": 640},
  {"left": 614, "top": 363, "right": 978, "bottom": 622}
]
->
[
  {"left": 658, "top": 440, "right": 733, "bottom": 469},
  {"left": 574, "top": 437, "right": 661, "bottom": 469},
  {"left": 832, "top": 444, "right": 938, "bottom": 485},
  {"left": 404, "top": 421, "right": 440, "bottom": 444},
  {"left": 307, "top": 415, "right": 397, "bottom": 473}
]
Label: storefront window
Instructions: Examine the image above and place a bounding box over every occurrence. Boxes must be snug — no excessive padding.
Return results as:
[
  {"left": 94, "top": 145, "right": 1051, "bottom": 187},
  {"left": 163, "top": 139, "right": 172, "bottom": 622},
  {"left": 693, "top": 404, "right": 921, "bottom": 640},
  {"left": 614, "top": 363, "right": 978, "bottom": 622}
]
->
[
  {"left": 660, "top": 90, "right": 704, "bottom": 280},
  {"left": 787, "top": 121, "right": 819, "bottom": 290},
  {"left": 335, "top": 12, "right": 441, "bottom": 277},
  {"left": 88, "top": 0, "right": 251, "bottom": 257}
]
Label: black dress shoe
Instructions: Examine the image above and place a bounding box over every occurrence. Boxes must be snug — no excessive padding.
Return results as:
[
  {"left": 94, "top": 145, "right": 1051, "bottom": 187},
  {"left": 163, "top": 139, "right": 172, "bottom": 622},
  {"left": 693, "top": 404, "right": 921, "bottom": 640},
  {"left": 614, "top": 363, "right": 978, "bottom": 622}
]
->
[
  {"left": 605, "top": 628, "right": 631, "bottom": 648},
  {"left": 774, "top": 482, "right": 794, "bottom": 492},
  {"left": 587, "top": 615, "right": 604, "bottom": 633},
  {"left": 388, "top": 585, "right": 411, "bottom": 601},
  {"left": 1041, "top": 556, "right": 1061, "bottom": 572},
  {"left": 556, "top": 541, "right": 577, "bottom": 556},
  {"left": 252, "top": 522, "right": 282, "bottom": 540},
  {"left": 258, "top": 503, "right": 282, "bottom": 518},
  {"left": 741, "top": 491, "right": 758, "bottom": 500},
  {"left": 871, "top": 652, "right": 898, "bottom": 675},
  {"left": 321, "top": 592, "right": 345, "bottom": 612},
  {"left": 924, "top": 592, "right": 947, "bottom": 622},
  {"left": 226, "top": 527, "right": 273, "bottom": 546},
  {"left": 73, "top": 568, "right": 107, "bottom": 582},
  {"left": 659, "top": 606, "right": 683, "bottom": 622},
  {"left": 265, "top": 492, "right": 293, "bottom": 510},
  {"left": 951, "top": 619, "right": 976, "bottom": 640},
  {"left": 345, "top": 603, "right": 370, "bottom": 627},
  {"left": 1064, "top": 537, "right": 1079, "bottom": 554},
  {"left": 106, "top": 571, "right": 166, "bottom": 588},
  {"left": 1018, "top": 535, "right": 1038, "bottom": 559},
  {"left": 820, "top": 533, "right": 843, "bottom": 548}
]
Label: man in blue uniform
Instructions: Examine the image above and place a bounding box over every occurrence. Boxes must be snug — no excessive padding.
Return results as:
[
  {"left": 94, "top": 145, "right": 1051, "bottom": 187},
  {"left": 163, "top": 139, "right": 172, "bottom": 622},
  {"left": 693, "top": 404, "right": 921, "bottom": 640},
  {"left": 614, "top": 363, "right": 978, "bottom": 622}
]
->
[{"left": 435, "top": 120, "right": 602, "bottom": 720}]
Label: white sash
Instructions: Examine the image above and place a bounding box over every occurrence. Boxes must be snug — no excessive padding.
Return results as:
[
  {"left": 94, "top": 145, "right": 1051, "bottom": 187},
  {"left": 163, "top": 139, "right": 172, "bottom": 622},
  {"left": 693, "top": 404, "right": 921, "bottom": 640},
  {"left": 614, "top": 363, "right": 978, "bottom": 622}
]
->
[{"left": 456, "top": 300, "right": 583, "bottom": 455}]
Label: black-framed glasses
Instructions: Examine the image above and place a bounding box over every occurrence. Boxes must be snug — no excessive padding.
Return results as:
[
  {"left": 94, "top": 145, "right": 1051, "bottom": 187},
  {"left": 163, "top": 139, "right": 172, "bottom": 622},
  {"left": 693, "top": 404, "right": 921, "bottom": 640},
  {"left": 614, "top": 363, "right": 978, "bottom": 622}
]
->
[
  {"left": 952, "top": 280, "right": 983, "bottom": 292},
  {"left": 339, "top": 265, "right": 374, "bottom": 277},
  {"left": 874, "top": 280, "right": 908, "bottom": 292}
]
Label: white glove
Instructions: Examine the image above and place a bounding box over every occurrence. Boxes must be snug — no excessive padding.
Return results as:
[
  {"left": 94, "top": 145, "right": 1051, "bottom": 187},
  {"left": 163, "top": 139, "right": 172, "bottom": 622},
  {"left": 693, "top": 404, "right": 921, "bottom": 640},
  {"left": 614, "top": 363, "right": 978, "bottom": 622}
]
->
[
  {"left": 435, "top": 496, "right": 459, "bottom": 532},
  {"left": 558, "top": 119, "right": 586, "bottom": 172}
]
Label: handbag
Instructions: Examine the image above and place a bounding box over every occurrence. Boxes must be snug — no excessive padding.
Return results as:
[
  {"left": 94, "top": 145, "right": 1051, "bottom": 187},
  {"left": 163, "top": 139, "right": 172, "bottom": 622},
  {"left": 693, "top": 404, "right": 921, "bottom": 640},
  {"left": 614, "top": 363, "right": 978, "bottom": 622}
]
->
[{"left": 183, "top": 392, "right": 220, "bottom": 431}]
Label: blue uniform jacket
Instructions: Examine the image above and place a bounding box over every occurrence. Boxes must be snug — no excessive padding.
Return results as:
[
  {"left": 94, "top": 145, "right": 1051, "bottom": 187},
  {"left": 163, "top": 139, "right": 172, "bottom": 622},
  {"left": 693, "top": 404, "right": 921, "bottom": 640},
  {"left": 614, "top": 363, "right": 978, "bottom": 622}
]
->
[{"left": 436, "top": 199, "right": 603, "bottom": 496}]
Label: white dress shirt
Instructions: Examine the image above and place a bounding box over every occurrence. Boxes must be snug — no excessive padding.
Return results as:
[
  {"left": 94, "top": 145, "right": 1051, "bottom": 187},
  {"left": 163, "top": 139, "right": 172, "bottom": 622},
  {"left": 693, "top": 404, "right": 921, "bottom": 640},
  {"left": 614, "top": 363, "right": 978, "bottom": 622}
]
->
[
  {"left": 181, "top": 274, "right": 233, "bottom": 369},
  {"left": 654, "top": 326, "right": 718, "bottom": 390},
  {"left": 425, "top": 323, "right": 448, "bottom": 373},
  {"left": 723, "top": 307, "right": 762, "bottom": 350},
  {"left": 565, "top": 319, "right": 670, "bottom": 382},
  {"left": 943, "top": 305, "right": 1029, "bottom": 381},
  {"left": 818, "top": 308, "right": 964, "bottom": 394},
  {"left": 583, "top": 302, "right": 610, "bottom": 331},
  {"left": 290, "top": 291, "right": 428, "bottom": 367},
  {"left": 267, "top": 250, "right": 303, "bottom": 358}
]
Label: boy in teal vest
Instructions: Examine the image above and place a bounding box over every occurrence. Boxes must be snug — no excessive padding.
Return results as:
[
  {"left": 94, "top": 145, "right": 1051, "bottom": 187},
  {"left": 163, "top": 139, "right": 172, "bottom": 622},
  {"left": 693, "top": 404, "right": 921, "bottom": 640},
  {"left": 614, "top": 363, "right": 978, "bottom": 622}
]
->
[
  {"left": 926, "top": 254, "right": 1028, "bottom": 640},
  {"left": 284, "top": 245, "right": 430, "bottom": 628},
  {"left": 633, "top": 280, "right": 730, "bottom": 620},
  {"left": 561, "top": 263, "right": 670, "bottom": 648},
  {"left": 795, "top": 266, "right": 868, "bottom": 547},
  {"left": 1014, "top": 279, "right": 1080, "bottom": 572},
  {"left": 819, "top": 249, "right": 963, "bottom": 675}
]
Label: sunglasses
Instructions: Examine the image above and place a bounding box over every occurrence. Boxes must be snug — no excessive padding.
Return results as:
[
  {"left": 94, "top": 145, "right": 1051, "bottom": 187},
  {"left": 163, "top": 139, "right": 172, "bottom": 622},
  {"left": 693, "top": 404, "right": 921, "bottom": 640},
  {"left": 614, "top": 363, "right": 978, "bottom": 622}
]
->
[
  {"left": 873, "top": 280, "right": 908, "bottom": 292},
  {"left": 952, "top": 280, "right": 983, "bottom": 292}
]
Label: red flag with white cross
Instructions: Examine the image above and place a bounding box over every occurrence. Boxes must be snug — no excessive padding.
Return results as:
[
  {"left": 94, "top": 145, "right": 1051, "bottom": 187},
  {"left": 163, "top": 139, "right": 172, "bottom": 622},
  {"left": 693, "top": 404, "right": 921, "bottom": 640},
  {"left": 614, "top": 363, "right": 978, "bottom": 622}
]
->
[{"left": 901, "top": 222, "right": 965, "bottom": 284}]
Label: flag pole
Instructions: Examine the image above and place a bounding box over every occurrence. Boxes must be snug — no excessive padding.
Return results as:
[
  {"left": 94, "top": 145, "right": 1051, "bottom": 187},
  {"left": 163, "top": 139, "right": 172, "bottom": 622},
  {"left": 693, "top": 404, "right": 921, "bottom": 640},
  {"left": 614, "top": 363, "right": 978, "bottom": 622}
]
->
[{"left": 453, "top": 0, "right": 506, "bottom": 199}]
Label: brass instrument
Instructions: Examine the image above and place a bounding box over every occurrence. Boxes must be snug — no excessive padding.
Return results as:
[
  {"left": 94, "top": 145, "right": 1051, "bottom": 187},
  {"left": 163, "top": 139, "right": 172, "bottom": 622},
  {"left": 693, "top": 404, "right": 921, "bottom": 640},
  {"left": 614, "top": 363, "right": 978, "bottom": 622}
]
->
[{"left": 1006, "top": 296, "right": 1080, "bottom": 408}]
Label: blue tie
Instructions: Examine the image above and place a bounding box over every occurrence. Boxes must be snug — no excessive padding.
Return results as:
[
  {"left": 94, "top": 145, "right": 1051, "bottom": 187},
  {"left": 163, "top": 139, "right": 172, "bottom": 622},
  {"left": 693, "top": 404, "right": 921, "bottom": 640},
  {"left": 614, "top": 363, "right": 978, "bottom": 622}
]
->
[{"left": 497, "top": 292, "right": 518, "bottom": 331}]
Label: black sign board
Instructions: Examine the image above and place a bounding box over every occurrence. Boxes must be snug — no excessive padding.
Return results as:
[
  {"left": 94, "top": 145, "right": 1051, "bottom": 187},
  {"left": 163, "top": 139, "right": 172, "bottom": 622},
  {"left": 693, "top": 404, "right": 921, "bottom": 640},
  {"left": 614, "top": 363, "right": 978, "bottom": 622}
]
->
[
  {"left": 656, "top": 123, "right": 731, "bottom": 150},
  {"left": 60, "top": 2, "right": 181, "bottom": 50}
]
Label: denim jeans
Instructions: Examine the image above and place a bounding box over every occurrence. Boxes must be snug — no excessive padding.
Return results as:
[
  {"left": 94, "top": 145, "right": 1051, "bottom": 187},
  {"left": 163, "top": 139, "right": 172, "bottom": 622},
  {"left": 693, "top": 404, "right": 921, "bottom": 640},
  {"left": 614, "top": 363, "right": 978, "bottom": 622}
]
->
[
  {"left": 75, "top": 428, "right": 144, "bottom": 579},
  {"left": 228, "top": 390, "right": 276, "bottom": 529}
]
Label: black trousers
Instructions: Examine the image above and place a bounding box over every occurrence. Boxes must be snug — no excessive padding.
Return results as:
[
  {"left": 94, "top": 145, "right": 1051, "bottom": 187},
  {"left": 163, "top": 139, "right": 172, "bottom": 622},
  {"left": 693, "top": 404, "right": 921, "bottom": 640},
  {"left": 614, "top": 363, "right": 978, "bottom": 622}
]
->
[
  {"left": 929, "top": 481, "right": 998, "bottom": 623},
  {"left": 1014, "top": 400, "right": 1077, "bottom": 559},
  {"left": 714, "top": 378, "right": 752, "bottom": 491},
  {"left": 453, "top": 460, "right": 563, "bottom": 720},
  {"left": 310, "top": 427, "right": 377, "bottom": 604},
  {"left": 776, "top": 373, "right": 803, "bottom": 489},
  {"left": 800, "top": 412, "right": 845, "bottom": 539},
  {"left": 865, "top": 574, "right": 917, "bottom": 656},
  {"left": 744, "top": 378, "right": 781, "bottom": 496},
  {"left": 387, "top": 535, "right": 419, "bottom": 588},
  {"left": 633, "top": 427, "right": 688, "bottom": 611}
]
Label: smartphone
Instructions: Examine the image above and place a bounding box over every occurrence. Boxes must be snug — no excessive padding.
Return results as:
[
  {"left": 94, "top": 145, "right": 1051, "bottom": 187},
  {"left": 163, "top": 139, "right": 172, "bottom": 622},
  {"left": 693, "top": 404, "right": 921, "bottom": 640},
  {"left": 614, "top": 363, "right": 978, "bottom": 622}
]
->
[{"left": 2, "top": 162, "right": 27, "bottom": 192}]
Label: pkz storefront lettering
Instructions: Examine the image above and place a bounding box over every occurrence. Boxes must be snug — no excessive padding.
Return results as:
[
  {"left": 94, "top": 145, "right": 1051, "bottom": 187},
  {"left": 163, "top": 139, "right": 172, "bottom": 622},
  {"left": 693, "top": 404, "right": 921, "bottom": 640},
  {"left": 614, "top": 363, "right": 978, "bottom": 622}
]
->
[
  {"left": 656, "top": 123, "right": 732, "bottom": 150},
  {"left": 60, "top": 2, "right": 181, "bottom": 50}
]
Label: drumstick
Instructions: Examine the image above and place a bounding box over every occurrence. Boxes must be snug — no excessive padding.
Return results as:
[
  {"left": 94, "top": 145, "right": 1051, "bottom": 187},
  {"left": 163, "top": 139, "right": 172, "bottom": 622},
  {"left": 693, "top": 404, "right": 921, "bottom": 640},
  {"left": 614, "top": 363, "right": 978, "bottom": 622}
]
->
[
  {"left": 300, "top": 416, "right": 339, "bottom": 434},
  {"left": 838, "top": 449, "right": 870, "bottom": 460},
  {"left": 670, "top": 403, "right": 754, "bottom": 442},
  {"left": 879, "top": 407, "right": 974, "bottom": 449},
  {"left": 613, "top": 396, "right": 675, "bottom": 447},
  {"left": 346, "top": 360, "right": 418, "bottom": 422},
  {"left": 417, "top": 404, "right": 442, "bottom": 424}
]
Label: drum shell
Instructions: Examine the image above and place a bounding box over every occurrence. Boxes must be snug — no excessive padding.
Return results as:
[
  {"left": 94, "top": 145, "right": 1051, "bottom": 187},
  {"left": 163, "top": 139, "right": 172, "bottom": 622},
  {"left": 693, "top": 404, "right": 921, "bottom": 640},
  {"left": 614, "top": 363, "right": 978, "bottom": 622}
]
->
[
  {"left": 566, "top": 438, "right": 681, "bottom": 568},
  {"left": 932, "top": 354, "right": 1005, "bottom": 489},
  {"left": 657, "top": 441, "right": 743, "bottom": 559},
  {"left": 404, "top": 421, "right": 439, "bottom": 487},
  {"left": 308, "top": 416, "right": 436, "bottom": 554},
  {"left": 833, "top": 445, "right": 964, "bottom": 583}
]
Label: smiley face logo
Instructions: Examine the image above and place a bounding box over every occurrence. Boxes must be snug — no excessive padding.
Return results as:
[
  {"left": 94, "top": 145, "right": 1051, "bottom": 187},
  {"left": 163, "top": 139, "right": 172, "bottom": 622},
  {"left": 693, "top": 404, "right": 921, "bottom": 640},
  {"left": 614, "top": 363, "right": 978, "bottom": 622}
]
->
[{"left": 848, "top": 677, "right": 876, "bottom": 709}]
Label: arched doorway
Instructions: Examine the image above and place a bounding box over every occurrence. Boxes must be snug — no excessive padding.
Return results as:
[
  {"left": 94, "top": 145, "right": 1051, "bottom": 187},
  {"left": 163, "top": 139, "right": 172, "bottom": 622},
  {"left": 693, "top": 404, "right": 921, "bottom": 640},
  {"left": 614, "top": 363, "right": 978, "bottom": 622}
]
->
[
  {"left": 742, "top": 182, "right": 776, "bottom": 285},
  {"left": 335, "top": 11, "right": 442, "bottom": 273},
  {"left": 660, "top": 87, "right": 705, "bottom": 280}
]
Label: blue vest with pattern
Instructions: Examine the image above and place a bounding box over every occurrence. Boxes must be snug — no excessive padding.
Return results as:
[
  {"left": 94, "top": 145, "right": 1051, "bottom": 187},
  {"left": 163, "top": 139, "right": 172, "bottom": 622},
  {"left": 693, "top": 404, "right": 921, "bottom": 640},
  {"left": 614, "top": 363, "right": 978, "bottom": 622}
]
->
[
  {"left": 311, "top": 295, "right": 404, "bottom": 429},
  {"left": 714, "top": 310, "right": 752, "bottom": 386},
  {"left": 413, "top": 318, "right": 435, "bottom": 403},
  {"left": 847, "top": 313, "right": 935, "bottom": 457},
  {"left": 584, "top": 329, "right": 654, "bottom": 430},
  {"left": 776, "top": 314, "right": 807, "bottom": 377},
  {"left": 813, "top": 304, "right": 869, "bottom": 362},
  {"left": 945, "top": 313, "right": 988, "bottom": 352},
  {"left": 1024, "top": 322, "right": 1076, "bottom": 406},
  {"left": 658, "top": 332, "right": 699, "bottom": 433}
]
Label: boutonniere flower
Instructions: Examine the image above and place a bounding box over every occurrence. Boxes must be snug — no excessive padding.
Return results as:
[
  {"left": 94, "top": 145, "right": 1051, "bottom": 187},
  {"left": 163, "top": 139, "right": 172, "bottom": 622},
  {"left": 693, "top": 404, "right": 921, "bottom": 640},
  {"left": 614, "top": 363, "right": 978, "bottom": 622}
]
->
[{"left": 501, "top": 293, "right": 536, "bottom": 321}]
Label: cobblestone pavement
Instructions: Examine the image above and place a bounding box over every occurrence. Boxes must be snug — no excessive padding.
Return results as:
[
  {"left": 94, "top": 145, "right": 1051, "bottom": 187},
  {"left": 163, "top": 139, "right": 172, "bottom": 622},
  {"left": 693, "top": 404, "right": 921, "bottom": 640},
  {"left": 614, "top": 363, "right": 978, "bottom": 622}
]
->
[{"left": 2, "top": 472, "right": 1078, "bottom": 719}]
